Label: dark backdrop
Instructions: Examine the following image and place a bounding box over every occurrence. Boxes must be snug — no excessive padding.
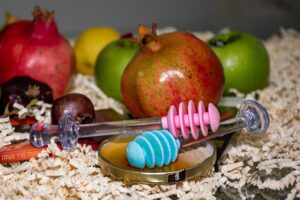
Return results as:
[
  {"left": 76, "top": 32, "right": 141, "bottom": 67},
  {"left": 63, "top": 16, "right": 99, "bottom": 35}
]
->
[{"left": 0, "top": 0, "right": 299, "bottom": 39}]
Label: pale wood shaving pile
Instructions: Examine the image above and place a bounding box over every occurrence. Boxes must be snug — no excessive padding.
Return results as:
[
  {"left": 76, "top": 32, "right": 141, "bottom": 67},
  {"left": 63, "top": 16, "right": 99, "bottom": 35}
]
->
[
  {"left": 0, "top": 28, "right": 299, "bottom": 199},
  {"left": 67, "top": 74, "right": 127, "bottom": 115}
]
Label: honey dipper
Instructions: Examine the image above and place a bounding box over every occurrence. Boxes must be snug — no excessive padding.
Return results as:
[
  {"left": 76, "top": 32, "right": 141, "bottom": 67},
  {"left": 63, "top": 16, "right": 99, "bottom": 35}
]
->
[{"left": 29, "top": 99, "right": 269, "bottom": 159}]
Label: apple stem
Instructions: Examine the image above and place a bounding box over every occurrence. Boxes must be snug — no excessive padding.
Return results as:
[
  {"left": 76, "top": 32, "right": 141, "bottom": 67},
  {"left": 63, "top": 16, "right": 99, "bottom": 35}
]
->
[
  {"left": 208, "top": 32, "right": 241, "bottom": 47},
  {"left": 208, "top": 39, "right": 226, "bottom": 47}
]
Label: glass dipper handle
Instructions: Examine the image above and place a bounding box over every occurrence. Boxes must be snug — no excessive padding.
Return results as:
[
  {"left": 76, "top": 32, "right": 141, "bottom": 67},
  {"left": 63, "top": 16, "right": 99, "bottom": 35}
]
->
[
  {"left": 30, "top": 123, "right": 59, "bottom": 148},
  {"left": 29, "top": 99, "right": 269, "bottom": 152},
  {"left": 30, "top": 114, "right": 79, "bottom": 150}
]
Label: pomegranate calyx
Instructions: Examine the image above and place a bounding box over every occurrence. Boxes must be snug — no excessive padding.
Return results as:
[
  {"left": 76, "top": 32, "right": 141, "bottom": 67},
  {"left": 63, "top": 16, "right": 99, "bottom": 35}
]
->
[
  {"left": 32, "top": 6, "right": 54, "bottom": 24},
  {"left": 138, "top": 23, "right": 161, "bottom": 51},
  {"left": 30, "top": 6, "right": 59, "bottom": 40}
]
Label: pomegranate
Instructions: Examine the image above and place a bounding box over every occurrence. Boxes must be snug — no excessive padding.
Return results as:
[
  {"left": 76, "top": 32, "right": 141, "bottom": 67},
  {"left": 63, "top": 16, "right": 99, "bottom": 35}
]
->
[
  {"left": 0, "top": 6, "right": 75, "bottom": 98},
  {"left": 121, "top": 24, "right": 224, "bottom": 118},
  {"left": 0, "top": 76, "right": 54, "bottom": 114}
]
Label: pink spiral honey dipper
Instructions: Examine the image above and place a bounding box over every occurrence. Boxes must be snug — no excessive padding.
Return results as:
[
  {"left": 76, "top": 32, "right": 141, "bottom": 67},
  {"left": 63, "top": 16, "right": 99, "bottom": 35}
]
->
[
  {"left": 161, "top": 101, "right": 220, "bottom": 139},
  {"left": 30, "top": 99, "right": 269, "bottom": 164}
]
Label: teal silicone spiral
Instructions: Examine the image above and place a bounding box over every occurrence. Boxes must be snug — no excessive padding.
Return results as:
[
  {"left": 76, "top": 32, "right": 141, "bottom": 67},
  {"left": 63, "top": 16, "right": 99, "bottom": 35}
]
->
[{"left": 126, "top": 130, "right": 181, "bottom": 168}]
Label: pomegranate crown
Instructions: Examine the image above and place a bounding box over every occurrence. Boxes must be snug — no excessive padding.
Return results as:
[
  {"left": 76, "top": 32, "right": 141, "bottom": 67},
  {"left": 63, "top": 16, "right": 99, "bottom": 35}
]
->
[
  {"left": 137, "top": 23, "right": 161, "bottom": 51},
  {"left": 32, "top": 6, "right": 55, "bottom": 24}
]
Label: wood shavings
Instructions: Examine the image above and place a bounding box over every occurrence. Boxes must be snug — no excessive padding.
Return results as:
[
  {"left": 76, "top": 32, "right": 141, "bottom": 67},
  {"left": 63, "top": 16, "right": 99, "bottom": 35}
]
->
[
  {"left": 220, "top": 162, "right": 244, "bottom": 172},
  {"left": 68, "top": 74, "right": 127, "bottom": 115},
  {"left": 286, "top": 182, "right": 300, "bottom": 200},
  {"left": 0, "top": 28, "right": 300, "bottom": 199},
  {"left": 11, "top": 101, "right": 52, "bottom": 123},
  {"left": 216, "top": 28, "right": 300, "bottom": 199},
  {"left": 44, "top": 169, "right": 67, "bottom": 177},
  {"left": 0, "top": 117, "right": 29, "bottom": 148}
]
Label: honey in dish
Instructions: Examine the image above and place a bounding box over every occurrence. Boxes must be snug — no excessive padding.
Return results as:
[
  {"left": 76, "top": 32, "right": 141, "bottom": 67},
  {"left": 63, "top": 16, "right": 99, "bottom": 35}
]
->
[{"left": 99, "top": 133, "right": 213, "bottom": 172}]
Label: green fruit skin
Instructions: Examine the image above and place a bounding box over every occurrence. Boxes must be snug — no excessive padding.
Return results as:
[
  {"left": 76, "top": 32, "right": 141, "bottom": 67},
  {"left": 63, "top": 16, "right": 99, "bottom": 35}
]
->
[
  {"left": 209, "top": 32, "right": 270, "bottom": 94},
  {"left": 95, "top": 38, "right": 139, "bottom": 101}
]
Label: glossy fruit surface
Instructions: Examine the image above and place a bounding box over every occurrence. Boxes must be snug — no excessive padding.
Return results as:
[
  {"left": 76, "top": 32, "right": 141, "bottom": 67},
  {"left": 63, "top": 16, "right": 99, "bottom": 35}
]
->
[
  {"left": 51, "top": 93, "right": 96, "bottom": 125},
  {"left": 208, "top": 31, "right": 270, "bottom": 94},
  {"left": 95, "top": 38, "right": 139, "bottom": 101},
  {"left": 0, "top": 6, "right": 75, "bottom": 98},
  {"left": 74, "top": 27, "right": 120, "bottom": 75},
  {"left": 121, "top": 24, "right": 224, "bottom": 118}
]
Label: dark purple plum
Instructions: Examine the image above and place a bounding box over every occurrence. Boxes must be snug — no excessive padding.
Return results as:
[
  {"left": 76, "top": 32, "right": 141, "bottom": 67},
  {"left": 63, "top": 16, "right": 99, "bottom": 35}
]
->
[{"left": 51, "top": 93, "right": 96, "bottom": 125}]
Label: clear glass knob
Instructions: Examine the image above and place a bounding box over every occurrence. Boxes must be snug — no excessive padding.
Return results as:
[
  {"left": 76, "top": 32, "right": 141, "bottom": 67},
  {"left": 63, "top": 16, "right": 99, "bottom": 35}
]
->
[
  {"left": 239, "top": 100, "right": 270, "bottom": 135},
  {"left": 58, "top": 113, "right": 79, "bottom": 151}
]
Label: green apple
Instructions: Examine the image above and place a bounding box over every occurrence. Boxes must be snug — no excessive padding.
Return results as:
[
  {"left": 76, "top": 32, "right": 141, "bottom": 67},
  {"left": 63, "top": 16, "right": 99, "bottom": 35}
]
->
[
  {"left": 208, "top": 31, "right": 270, "bottom": 95},
  {"left": 94, "top": 38, "right": 139, "bottom": 101}
]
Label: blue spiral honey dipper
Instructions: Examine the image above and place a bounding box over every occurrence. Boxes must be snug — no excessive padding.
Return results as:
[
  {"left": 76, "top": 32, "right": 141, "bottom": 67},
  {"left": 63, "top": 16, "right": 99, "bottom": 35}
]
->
[{"left": 127, "top": 130, "right": 181, "bottom": 168}]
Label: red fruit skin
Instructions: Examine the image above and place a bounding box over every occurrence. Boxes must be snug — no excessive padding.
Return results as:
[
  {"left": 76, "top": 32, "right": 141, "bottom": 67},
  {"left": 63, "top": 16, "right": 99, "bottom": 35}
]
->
[
  {"left": 0, "top": 17, "right": 75, "bottom": 98},
  {"left": 121, "top": 31, "right": 224, "bottom": 118}
]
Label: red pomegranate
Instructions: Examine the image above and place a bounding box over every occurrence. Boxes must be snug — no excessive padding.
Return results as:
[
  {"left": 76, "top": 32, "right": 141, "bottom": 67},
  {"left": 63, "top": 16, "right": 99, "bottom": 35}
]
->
[
  {"left": 121, "top": 24, "right": 224, "bottom": 118},
  {"left": 0, "top": 6, "right": 75, "bottom": 98}
]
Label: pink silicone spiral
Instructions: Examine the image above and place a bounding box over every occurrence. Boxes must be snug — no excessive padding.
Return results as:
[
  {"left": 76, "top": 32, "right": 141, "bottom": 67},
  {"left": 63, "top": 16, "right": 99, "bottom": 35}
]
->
[{"left": 161, "top": 100, "right": 220, "bottom": 139}]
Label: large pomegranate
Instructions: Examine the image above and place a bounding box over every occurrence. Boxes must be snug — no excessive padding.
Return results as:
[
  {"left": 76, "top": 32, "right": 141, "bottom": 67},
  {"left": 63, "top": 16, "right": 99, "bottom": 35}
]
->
[
  {"left": 121, "top": 24, "right": 224, "bottom": 118},
  {"left": 0, "top": 6, "right": 75, "bottom": 98}
]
